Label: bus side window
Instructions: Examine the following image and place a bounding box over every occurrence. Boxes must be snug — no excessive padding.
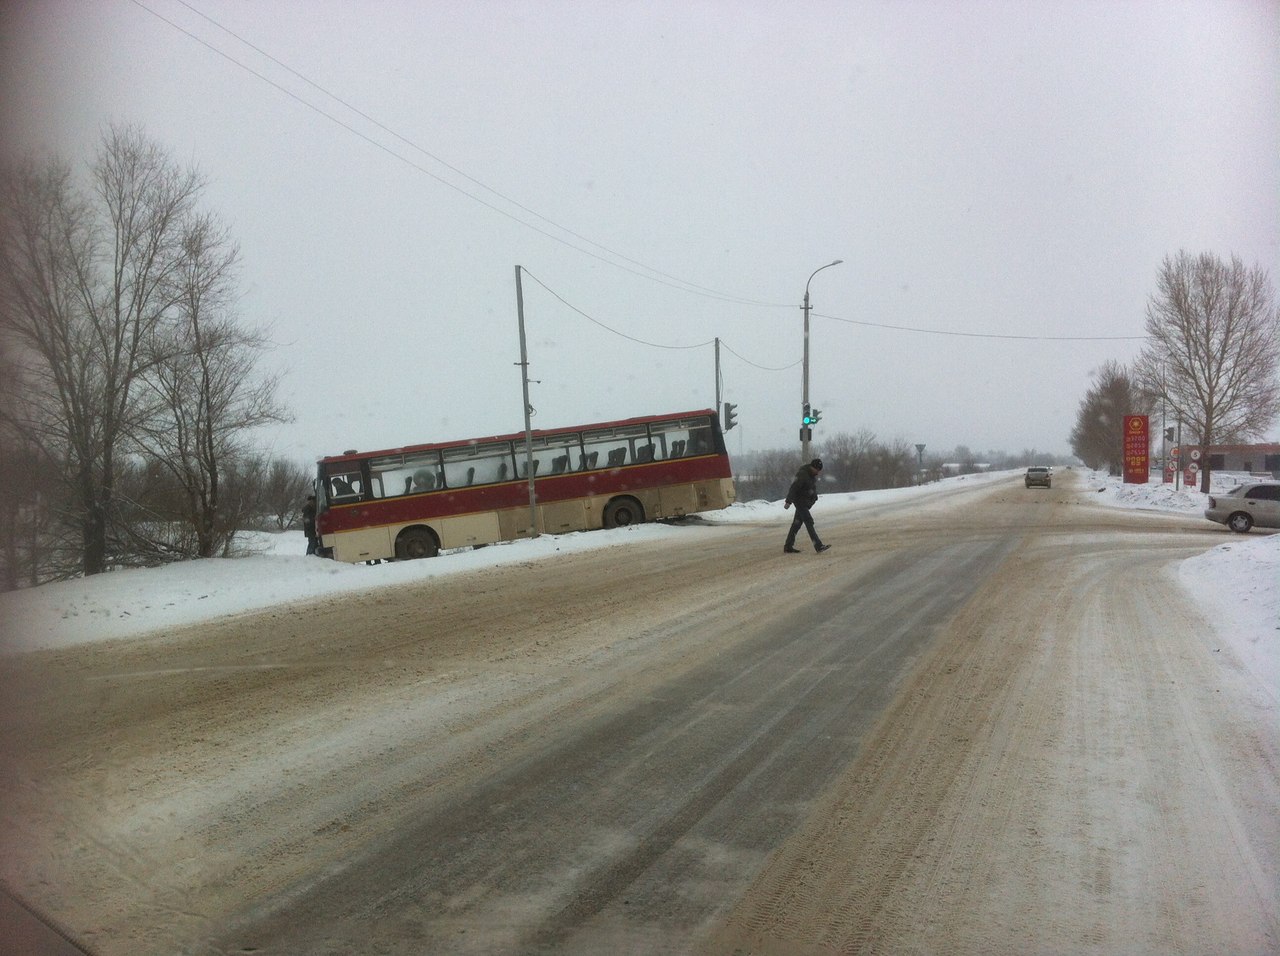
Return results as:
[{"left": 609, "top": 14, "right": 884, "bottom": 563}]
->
[
  {"left": 686, "top": 424, "right": 712, "bottom": 454},
  {"left": 444, "top": 442, "right": 511, "bottom": 486},
  {"left": 332, "top": 476, "right": 357, "bottom": 498}
]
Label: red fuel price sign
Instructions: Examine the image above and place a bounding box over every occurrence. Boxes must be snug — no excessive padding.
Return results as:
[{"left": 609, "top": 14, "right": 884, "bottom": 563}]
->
[{"left": 1123, "top": 414, "right": 1149, "bottom": 484}]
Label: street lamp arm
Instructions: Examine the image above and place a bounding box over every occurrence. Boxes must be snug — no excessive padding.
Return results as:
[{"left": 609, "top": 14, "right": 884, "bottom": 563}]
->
[{"left": 805, "top": 259, "right": 844, "bottom": 298}]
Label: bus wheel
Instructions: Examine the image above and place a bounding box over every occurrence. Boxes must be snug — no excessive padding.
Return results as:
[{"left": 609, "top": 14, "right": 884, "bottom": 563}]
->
[
  {"left": 396, "top": 528, "right": 439, "bottom": 559},
  {"left": 603, "top": 497, "right": 644, "bottom": 529}
]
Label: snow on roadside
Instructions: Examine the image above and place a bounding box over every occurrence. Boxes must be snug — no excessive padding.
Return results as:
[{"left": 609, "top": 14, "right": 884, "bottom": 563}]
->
[
  {"left": 1086, "top": 469, "right": 1278, "bottom": 699},
  {"left": 1179, "top": 536, "right": 1279, "bottom": 701},
  {"left": 1, "top": 469, "right": 1274, "bottom": 698}
]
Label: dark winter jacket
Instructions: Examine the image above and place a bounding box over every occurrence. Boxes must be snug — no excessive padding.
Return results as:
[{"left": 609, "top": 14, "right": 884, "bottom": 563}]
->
[{"left": 785, "top": 465, "right": 819, "bottom": 510}]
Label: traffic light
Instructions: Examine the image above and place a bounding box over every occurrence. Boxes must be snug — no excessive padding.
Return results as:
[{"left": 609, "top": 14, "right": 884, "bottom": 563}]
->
[
  {"left": 723, "top": 402, "right": 738, "bottom": 431},
  {"left": 802, "top": 404, "right": 814, "bottom": 425},
  {"left": 810, "top": 407, "right": 822, "bottom": 425},
  {"left": 1164, "top": 427, "right": 1175, "bottom": 442}
]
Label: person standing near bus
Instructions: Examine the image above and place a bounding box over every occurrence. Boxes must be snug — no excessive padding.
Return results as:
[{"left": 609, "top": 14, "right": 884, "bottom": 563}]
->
[
  {"left": 302, "top": 494, "right": 319, "bottom": 555},
  {"left": 783, "top": 458, "right": 831, "bottom": 554}
]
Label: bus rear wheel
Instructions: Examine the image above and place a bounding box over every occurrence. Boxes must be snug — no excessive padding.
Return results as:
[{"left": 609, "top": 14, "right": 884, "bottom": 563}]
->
[
  {"left": 396, "top": 527, "right": 440, "bottom": 559},
  {"left": 603, "top": 497, "right": 644, "bottom": 529}
]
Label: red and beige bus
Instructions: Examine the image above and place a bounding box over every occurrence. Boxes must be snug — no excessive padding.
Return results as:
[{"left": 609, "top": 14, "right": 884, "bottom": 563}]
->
[{"left": 314, "top": 409, "right": 736, "bottom": 562}]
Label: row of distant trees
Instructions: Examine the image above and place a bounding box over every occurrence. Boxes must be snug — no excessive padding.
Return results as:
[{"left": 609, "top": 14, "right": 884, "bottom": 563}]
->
[
  {"left": 0, "top": 126, "right": 311, "bottom": 589},
  {"left": 1070, "top": 252, "right": 1280, "bottom": 488}
]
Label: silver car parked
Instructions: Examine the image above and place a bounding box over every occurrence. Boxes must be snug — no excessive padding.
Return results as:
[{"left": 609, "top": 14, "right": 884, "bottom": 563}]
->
[{"left": 1203, "top": 481, "right": 1280, "bottom": 533}]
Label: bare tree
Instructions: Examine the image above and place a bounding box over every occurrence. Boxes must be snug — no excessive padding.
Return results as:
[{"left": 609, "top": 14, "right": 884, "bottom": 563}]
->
[
  {"left": 880, "top": 437, "right": 919, "bottom": 488},
  {"left": 0, "top": 338, "right": 68, "bottom": 588},
  {"left": 0, "top": 126, "right": 203, "bottom": 574},
  {"left": 1070, "top": 360, "right": 1149, "bottom": 474},
  {"left": 261, "top": 457, "right": 314, "bottom": 532},
  {"left": 131, "top": 213, "right": 289, "bottom": 558},
  {"left": 733, "top": 449, "right": 799, "bottom": 502},
  {"left": 820, "top": 429, "right": 877, "bottom": 491},
  {"left": 1134, "top": 251, "right": 1280, "bottom": 491}
]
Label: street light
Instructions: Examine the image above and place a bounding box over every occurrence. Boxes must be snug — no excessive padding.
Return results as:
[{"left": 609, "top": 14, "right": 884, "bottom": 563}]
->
[{"left": 802, "top": 259, "right": 843, "bottom": 460}]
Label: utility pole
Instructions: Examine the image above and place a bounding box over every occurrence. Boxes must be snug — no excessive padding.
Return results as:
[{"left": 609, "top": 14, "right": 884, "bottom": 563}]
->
[
  {"left": 514, "top": 265, "right": 538, "bottom": 539},
  {"left": 714, "top": 337, "right": 722, "bottom": 418}
]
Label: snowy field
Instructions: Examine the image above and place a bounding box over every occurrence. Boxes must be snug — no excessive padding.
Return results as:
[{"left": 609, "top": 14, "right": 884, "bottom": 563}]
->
[{"left": 1, "top": 470, "right": 1275, "bottom": 697}]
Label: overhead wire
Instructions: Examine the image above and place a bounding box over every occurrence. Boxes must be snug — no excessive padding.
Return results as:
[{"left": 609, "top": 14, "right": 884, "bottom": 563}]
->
[
  {"left": 135, "top": 0, "right": 787, "bottom": 308},
  {"left": 519, "top": 269, "right": 711, "bottom": 350},
  {"left": 816, "top": 311, "right": 1148, "bottom": 341},
  {"left": 131, "top": 0, "right": 1149, "bottom": 346},
  {"left": 520, "top": 270, "right": 799, "bottom": 372}
]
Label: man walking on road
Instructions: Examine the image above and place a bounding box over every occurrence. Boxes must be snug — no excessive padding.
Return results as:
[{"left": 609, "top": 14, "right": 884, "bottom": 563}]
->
[{"left": 783, "top": 458, "right": 831, "bottom": 554}]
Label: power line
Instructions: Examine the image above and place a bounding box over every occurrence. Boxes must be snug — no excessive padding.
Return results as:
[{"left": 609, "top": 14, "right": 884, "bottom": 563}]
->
[
  {"left": 519, "top": 269, "right": 713, "bottom": 350},
  {"left": 816, "top": 312, "right": 1147, "bottom": 341},
  {"left": 523, "top": 270, "right": 797, "bottom": 371},
  {"left": 130, "top": 0, "right": 1149, "bottom": 346},
  {"left": 718, "top": 340, "right": 800, "bottom": 371},
  {"left": 134, "top": 0, "right": 787, "bottom": 308}
]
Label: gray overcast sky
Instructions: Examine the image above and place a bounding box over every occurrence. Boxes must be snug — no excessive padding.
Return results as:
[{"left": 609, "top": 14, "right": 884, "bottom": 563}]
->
[{"left": 3, "top": 0, "right": 1277, "bottom": 463}]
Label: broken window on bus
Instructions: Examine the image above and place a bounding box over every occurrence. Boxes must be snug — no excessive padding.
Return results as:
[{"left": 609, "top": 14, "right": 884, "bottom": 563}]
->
[
  {"left": 583, "top": 424, "right": 649, "bottom": 469},
  {"left": 649, "top": 416, "right": 712, "bottom": 460},
  {"left": 514, "top": 434, "right": 582, "bottom": 478},
  {"left": 443, "top": 442, "right": 512, "bottom": 486},
  {"left": 684, "top": 416, "right": 715, "bottom": 455},
  {"left": 370, "top": 451, "right": 443, "bottom": 497},
  {"left": 325, "top": 465, "right": 364, "bottom": 500}
]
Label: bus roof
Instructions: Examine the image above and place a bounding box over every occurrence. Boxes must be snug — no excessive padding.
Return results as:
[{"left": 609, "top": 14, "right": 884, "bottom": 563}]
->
[{"left": 316, "top": 408, "right": 719, "bottom": 464}]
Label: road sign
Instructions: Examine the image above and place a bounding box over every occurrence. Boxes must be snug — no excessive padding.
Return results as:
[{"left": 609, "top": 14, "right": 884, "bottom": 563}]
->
[
  {"left": 1190, "top": 448, "right": 1201, "bottom": 462},
  {"left": 1171, "top": 446, "right": 1180, "bottom": 459}
]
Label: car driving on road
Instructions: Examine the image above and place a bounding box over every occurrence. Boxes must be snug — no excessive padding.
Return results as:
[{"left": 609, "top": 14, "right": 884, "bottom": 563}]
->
[
  {"left": 1203, "top": 480, "right": 1280, "bottom": 532},
  {"left": 1025, "top": 466, "right": 1052, "bottom": 488}
]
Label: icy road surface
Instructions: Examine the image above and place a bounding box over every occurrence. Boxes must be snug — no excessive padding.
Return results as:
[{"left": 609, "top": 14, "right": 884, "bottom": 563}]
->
[{"left": 1, "top": 470, "right": 1276, "bottom": 954}]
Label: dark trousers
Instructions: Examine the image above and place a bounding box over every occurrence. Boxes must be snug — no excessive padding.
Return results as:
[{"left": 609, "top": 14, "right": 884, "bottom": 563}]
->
[{"left": 785, "top": 505, "right": 822, "bottom": 548}]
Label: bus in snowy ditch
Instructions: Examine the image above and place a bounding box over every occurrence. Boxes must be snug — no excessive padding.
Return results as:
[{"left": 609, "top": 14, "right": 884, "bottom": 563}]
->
[{"left": 313, "top": 409, "right": 736, "bottom": 563}]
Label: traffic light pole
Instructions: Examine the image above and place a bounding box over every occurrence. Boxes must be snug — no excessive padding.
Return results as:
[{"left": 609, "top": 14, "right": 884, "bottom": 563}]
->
[
  {"left": 801, "top": 260, "right": 842, "bottom": 461},
  {"left": 802, "top": 287, "right": 811, "bottom": 462}
]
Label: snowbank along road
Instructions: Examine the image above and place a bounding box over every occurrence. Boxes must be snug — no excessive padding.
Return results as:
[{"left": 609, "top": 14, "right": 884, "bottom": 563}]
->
[{"left": 1, "top": 470, "right": 1276, "bottom": 954}]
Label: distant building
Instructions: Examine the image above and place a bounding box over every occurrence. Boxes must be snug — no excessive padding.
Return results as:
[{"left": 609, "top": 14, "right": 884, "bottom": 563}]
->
[
  {"left": 940, "top": 462, "right": 991, "bottom": 476},
  {"left": 1186, "top": 443, "right": 1280, "bottom": 479}
]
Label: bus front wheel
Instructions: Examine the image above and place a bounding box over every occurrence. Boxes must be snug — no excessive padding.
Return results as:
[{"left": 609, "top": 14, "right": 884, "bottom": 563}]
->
[
  {"left": 603, "top": 497, "right": 644, "bottom": 529},
  {"left": 396, "top": 527, "right": 440, "bottom": 559}
]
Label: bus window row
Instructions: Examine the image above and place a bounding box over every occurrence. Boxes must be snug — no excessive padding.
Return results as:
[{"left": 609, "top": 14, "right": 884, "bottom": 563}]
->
[{"left": 324, "top": 416, "right": 716, "bottom": 502}]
